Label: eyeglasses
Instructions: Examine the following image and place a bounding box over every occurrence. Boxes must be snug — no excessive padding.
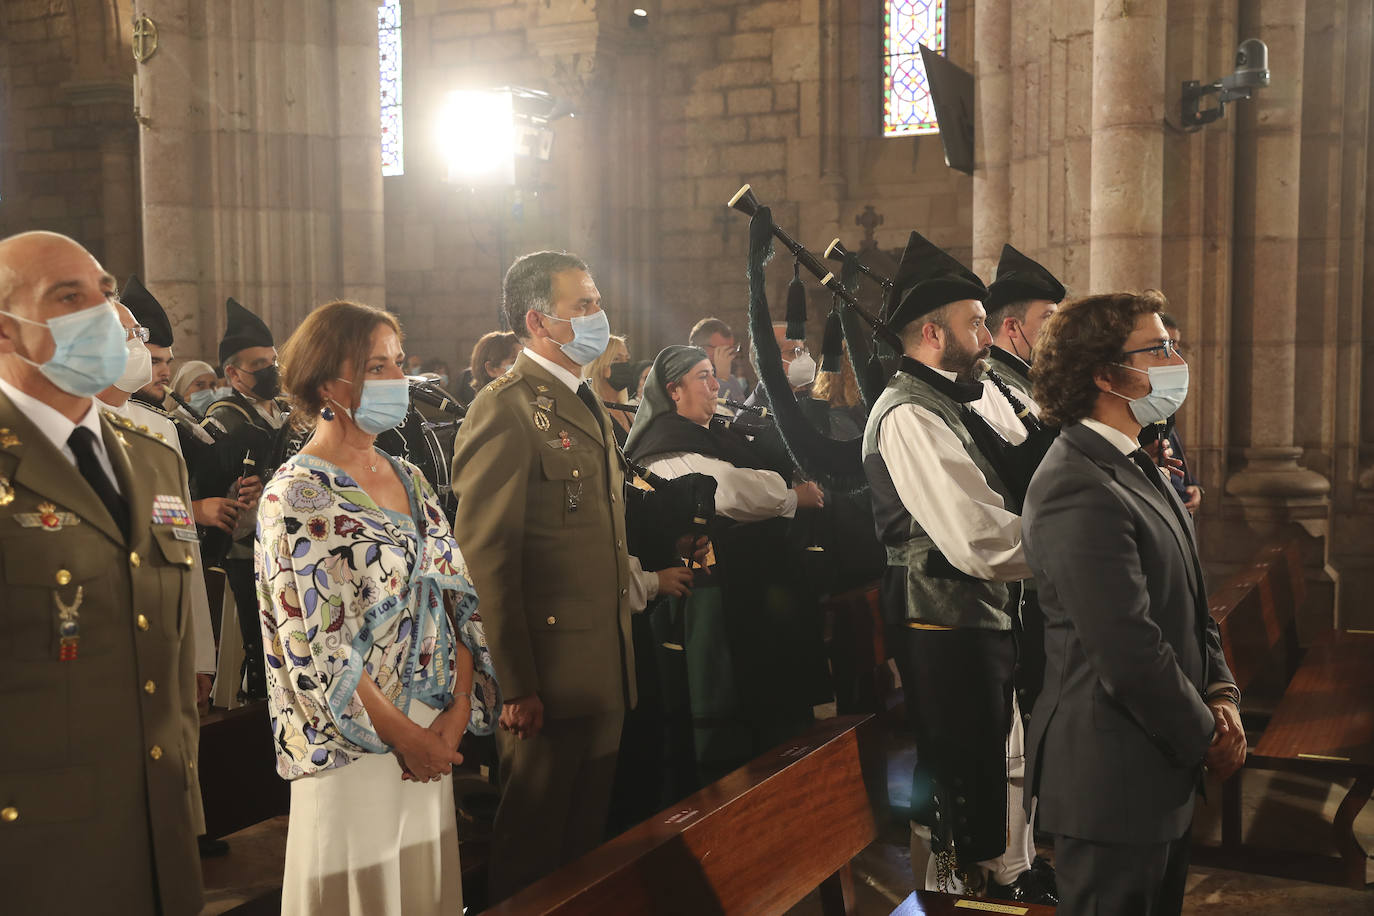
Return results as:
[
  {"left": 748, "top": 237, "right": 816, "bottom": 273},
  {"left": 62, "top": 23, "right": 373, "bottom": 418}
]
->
[
  {"left": 126, "top": 325, "right": 150, "bottom": 343},
  {"left": 1121, "top": 339, "right": 1181, "bottom": 360}
]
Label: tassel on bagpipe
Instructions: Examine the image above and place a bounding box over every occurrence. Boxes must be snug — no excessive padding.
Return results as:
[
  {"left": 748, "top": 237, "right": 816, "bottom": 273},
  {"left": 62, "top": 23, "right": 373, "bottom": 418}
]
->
[{"left": 739, "top": 200, "right": 868, "bottom": 494}]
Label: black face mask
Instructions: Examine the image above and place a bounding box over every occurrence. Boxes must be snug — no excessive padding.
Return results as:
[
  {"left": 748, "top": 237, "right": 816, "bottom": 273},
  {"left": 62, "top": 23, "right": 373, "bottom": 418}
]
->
[
  {"left": 246, "top": 364, "right": 280, "bottom": 400},
  {"left": 607, "top": 361, "right": 638, "bottom": 393}
]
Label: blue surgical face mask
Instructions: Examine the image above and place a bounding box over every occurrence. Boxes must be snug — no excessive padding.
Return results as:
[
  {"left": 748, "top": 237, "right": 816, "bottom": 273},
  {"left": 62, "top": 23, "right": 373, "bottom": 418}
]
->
[
  {"left": 1110, "top": 362, "right": 1189, "bottom": 426},
  {"left": 543, "top": 310, "right": 610, "bottom": 366},
  {"left": 333, "top": 377, "right": 410, "bottom": 435},
  {"left": 188, "top": 386, "right": 226, "bottom": 415},
  {"left": 1, "top": 302, "right": 129, "bottom": 396}
]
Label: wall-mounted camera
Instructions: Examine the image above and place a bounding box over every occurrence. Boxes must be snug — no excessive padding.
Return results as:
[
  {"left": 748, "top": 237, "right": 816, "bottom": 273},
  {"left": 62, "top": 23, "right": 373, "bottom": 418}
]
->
[{"left": 1181, "top": 39, "right": 1270, "bottom": 128}]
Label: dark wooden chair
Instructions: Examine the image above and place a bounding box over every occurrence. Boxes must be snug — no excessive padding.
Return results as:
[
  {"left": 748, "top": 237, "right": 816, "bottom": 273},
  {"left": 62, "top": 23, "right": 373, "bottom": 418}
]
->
[
  {"left": 483, "top": 715, "right": 884, "bottom": 916},
  {"left": 1198, "top": 541, "right": 1374, "bottom": 887}
]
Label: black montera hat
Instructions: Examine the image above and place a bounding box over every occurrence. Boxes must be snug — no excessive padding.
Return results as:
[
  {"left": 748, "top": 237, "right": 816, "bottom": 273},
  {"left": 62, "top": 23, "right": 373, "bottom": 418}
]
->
[
  {"left": 985, "top": 243, "right": 1066, "bottom": 312},
  {"left": 121, "top": 275, "right": 174, "bottom": 348},
  {"left": 884, "top": 231, "right": 988, "bottom": 333},
  {"left": 218, "top": 297, "right": 275, "bottom": 366}
]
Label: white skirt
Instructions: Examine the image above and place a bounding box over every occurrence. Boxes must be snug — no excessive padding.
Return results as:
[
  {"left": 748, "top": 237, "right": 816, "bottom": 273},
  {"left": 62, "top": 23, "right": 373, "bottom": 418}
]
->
[{"left": 280, "top": 703, "right": 463, "bottom": 916}]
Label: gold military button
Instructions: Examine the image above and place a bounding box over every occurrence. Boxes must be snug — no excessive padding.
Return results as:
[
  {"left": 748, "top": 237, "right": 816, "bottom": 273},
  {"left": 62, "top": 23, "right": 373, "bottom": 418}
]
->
[
  {"left": 143, "top": 680, "right": 156, "bottom": 695},
  {"left": 572, "top": 468, "right": 580, "bottom": 479},
  {"left": 136, "top": 614, "right": 150, "bottom": 631},
  {"left": 149, "top": 745, "right": 163, "bottom": 760},
  {"left": 546, "top": 616, "right": 557, "bottom": 625},
  {"left": 129, "top": 551, "right": 141, "bottom": 568},
  {"left": 616, "top": 539, "right": 623, "bottom": 549},
  {"left": 55, "top": 569, "right": 72, "bottom": 586},
  {"left": 181, "top": 556, "right": 194, "bottom": 568},
  {"left": 1, "top": 806, "right": 17, "bottom": 823},
  {"left": 611, "top": 492, "right": 617, "bottom": 503},
  {"left": 620, "top": 587, "right": 628, "bottom": 597}
]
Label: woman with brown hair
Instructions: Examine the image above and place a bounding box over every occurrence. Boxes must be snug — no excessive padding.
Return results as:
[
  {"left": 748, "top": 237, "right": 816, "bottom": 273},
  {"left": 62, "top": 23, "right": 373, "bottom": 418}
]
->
[
  {"left": 460, "top": 329, "right": 518, "bottom": 406},
  {"left": 257, "top": 300, "right": 498, "bottom": 915}
]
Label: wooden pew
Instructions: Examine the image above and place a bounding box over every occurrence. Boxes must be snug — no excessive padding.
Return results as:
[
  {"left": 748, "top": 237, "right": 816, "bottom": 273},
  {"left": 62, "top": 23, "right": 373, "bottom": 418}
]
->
[
  {"left": 484, "top": 715, "right": 884, "bottom": 916},
  {"left": 1198, "top": 541, "right": 1374, "bottom": 887},
  {"left": 198, "top": 701, "right": 289, "bottom": 840},
  {"left": 888, "top": 890, "right": 1057, "bottom": 915}
]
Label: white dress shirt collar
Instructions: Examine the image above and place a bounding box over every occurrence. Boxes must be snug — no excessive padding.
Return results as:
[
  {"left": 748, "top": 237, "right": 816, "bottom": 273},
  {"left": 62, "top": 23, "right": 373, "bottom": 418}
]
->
[
  {"left": 1080, "top": 417, "right": 1141, "bottom": 456},
  {"left": 0, "top": 375, "right": 103, "bottom": 463},
  {"left": 522, "top": 347, "right": 583, "bottom": 394}
]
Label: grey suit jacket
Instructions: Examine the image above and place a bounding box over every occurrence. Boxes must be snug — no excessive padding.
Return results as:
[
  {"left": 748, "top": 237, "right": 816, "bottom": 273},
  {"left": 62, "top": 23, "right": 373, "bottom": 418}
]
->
[{"left": 1021, "top": 422, "right": 1234, "bottom": 843}]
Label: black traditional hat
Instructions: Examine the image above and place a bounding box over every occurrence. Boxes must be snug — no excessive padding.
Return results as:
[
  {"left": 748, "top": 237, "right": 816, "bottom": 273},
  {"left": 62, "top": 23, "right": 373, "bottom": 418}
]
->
[
  {"left": 121, "top": 274, "right": 174, "bottom": 348},
  {"left": 218, "top": 297, "right": 274, "bottom": 366},
  {"left": 985, "top": 243, "right": 1066, "bottom": 312},
  {"left": 884, "top": 231, "right": 987, "bottom": 333}
]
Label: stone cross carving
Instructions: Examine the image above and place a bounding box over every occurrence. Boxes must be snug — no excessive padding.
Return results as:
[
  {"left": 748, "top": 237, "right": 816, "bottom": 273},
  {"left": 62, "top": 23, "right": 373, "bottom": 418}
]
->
[
  {"left": 855, "top": 205, "right": 884, "bottom": 253},
  {"left": 132, "top": 16, "right": 159, "bottom": 63}
]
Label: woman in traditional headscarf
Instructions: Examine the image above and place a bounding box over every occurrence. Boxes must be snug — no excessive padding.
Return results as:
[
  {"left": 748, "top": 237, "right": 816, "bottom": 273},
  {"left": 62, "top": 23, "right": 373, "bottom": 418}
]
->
[{"left": 625, "top": 345, "right": 829, "bottom": 782}]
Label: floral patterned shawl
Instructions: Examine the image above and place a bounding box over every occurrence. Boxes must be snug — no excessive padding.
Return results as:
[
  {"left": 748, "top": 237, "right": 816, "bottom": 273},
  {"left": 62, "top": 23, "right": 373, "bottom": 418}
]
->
[{"left": 256, "top": 452, "right": 499, "bottom": 779}]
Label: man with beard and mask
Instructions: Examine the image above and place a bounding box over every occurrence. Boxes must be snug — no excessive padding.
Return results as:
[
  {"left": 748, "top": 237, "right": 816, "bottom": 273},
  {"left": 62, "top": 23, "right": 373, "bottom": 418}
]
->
[
  {"left": 1022, "top": 291, "right": 1240, "bottom": 915},
  {"left": 984, "top": 244, "right": 1065, "bottom": 400},
  {"left": 862, "top": 231, "right": 1055, "bottom": 905},
  {"left": 625, "top": 346, "right": 828, "bottom": 784},
  {"left": 197, "top": 297, "right": 277, "bottom": 700},
  {"left": 982, "top": 246, "right": 1065, "bottom": 746}
]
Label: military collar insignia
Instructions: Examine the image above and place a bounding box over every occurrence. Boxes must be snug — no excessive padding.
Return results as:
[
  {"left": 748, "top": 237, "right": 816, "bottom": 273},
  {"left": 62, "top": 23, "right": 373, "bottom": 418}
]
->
[{"left": 15, "top": 501, "right": 81, "bottom": 531}]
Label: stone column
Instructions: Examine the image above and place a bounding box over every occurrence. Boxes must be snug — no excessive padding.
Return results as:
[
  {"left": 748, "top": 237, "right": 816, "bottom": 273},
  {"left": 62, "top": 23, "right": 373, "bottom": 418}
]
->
[
  {"left": 133, "top": 0, "right": 385, "bottom": 360},
  {"left": 1225, "top": 0, "right": 1329, "bottom": 500},
  {"left": 971, "top": 0, "right": 1011, "bottom": 281},
  {"left": 1088, "top": 0, "right": 1166, "bottom": 290}
]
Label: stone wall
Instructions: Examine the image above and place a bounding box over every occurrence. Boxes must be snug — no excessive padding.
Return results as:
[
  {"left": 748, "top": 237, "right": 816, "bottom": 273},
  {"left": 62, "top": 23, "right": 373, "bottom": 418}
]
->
[
  {"left": 382, "top": 0, "right": 976, "bottom": 375},
  {"left": 0, "top": 0, "right": 141, "bottom": 280}
]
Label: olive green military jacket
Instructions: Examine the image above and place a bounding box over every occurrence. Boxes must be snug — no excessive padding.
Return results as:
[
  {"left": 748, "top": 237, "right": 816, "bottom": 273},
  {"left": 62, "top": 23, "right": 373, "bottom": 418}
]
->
[
  {"left": 0, "top": 389, "right": 204, "bottom": 916},
  {"left": 451, "top": 352, "right": 636, "bottom": 719}
]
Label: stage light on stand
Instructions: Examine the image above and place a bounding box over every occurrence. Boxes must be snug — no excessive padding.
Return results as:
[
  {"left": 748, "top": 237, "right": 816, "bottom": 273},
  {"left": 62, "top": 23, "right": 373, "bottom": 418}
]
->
[{"left": 437, "top": 89, "right": 516, "bottom": 186}]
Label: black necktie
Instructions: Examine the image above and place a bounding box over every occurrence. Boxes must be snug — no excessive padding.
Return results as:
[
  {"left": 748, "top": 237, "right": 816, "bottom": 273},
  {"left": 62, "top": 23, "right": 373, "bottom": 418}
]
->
[
  {"left": 69, "top": 426, "right": 129, "bottom": 538},
  {"left": 576, "top": 383, "right": 606, "bottom": 442}
]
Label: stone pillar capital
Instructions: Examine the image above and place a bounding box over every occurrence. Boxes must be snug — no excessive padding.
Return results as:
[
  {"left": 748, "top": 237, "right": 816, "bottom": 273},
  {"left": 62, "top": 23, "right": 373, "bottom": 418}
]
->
[{"left": 1225, "top": 446, "right": 1331, "bottom": 499}]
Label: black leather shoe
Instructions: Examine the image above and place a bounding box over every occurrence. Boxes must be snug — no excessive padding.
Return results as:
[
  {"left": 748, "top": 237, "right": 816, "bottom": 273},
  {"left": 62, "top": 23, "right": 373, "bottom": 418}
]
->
[
  {"left": 1030, "top": 855, "right": 1057, "bottom": 895},
  {"left": 988, "top": 870, "right": 1058, "bottom": 907},
  {"left": 198, "top": 834, "right": 230, "bottom": 858}
]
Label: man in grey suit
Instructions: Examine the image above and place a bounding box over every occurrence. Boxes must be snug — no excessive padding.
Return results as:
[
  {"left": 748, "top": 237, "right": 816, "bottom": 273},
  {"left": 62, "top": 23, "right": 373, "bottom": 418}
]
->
[{"left": 1022, "top": 290, "right": 1245, "bottom": 916}]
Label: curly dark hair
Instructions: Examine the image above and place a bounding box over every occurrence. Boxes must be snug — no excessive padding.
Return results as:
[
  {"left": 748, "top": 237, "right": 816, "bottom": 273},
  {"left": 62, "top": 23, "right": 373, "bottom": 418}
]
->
[{"left": 1030, "top": 290, "right": 1166, "bottom": 427}]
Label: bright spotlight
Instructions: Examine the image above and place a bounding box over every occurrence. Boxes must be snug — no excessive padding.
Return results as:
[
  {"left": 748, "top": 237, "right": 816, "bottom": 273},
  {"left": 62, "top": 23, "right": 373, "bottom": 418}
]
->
[{"left": 437, "top": 90, "right": 515, "bottom": 186}]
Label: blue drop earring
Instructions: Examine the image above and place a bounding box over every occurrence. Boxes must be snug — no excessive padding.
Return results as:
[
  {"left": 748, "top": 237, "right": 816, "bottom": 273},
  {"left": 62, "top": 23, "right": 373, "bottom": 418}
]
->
[{"left": 320, "top": 405, "right": 335, "bottom": 421}]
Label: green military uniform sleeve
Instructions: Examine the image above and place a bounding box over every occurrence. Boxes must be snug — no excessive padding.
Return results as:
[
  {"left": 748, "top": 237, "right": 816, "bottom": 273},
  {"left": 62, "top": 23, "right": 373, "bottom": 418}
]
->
[{"left": 451, "top": 381, "right": 540, "bottom": 700}]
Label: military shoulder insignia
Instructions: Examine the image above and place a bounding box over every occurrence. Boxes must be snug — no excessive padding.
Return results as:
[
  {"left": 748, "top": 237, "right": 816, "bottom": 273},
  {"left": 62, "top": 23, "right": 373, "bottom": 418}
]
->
[
  {"left": 487, "top": 373, "right": 515, "bottom": 393},
  {"left": 0, "top": 427, "right": 19, "bottom": 448},
  {"left": 102, "top": 409, "right": 175, "bottom": 449},
  {"left": 15, "top": 501, "right": 81, "bottom": 531}
]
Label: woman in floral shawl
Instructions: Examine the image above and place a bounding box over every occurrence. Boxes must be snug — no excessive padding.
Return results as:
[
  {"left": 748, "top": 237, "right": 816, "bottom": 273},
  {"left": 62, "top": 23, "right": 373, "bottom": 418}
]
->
[{"left": 256, "top": 300, "right": 497, "bottom": 916}]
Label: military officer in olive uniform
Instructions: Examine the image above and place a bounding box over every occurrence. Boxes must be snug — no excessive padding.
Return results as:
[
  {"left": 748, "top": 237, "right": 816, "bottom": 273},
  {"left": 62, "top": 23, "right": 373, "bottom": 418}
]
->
[
  {"left": 0, "top": 230, "right": 204, "bottom": 915},
  {"left": 451, "top": 250, "right": 639, "bottom": 903}
]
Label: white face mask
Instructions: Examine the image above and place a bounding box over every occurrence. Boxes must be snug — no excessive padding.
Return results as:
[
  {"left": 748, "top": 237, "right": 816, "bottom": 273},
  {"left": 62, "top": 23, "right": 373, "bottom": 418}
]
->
[
  {"left": 114, "top": 337, "right": 154, "bottom": 394},
  {"left": 1109, "top": 362, "right": 1189, "bottom": 426},
  {"left": 787, "top": 350, "right": 817, "bottom": 388}
]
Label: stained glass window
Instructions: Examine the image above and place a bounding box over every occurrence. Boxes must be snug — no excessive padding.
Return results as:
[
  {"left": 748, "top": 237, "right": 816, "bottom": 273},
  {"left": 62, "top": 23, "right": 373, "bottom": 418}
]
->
[
  {"left": 379, "top": 0, "right": 403, "bottom": 176},
  {"left": 883, "top": 0, "right": 946, "bottom": 137}
]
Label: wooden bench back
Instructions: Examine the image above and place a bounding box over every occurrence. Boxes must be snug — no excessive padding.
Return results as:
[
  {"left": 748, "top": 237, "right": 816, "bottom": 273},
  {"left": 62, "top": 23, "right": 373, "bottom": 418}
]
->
[
  {"left": 198, "top": 701, "right": 289, "bottom": 839},
  {"left": 486, "top": 715, "right": 883, "bottom": 916},
  {"left": 1209, "top": 541, "right": 1306, "bottom": 698}
]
